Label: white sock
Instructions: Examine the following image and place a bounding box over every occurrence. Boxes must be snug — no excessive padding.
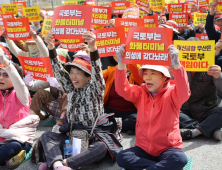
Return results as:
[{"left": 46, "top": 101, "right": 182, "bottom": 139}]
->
[{"left": 53, "top": 161, "right": 63, "bottom": 169}]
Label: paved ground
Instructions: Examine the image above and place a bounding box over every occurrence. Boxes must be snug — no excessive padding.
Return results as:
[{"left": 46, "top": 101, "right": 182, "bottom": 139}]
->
[{"left": 1, "top": 116, "right": 222, "bottom": 170}]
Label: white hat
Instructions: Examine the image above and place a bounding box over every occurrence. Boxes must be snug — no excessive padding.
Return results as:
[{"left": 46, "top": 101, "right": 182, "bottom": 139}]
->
[{"left": 138, "top": 65, "right": 171, "bottom": 78}]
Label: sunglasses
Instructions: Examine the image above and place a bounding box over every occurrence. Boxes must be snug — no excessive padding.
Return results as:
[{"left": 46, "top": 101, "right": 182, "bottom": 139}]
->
[{"left": 0, "top": 72, "right": 9, "bottom": 78}]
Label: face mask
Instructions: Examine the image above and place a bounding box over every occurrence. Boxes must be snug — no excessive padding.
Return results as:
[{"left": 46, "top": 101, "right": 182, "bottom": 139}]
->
[{"left": 27, "top": 44, "right": 40, "bottom": 57}]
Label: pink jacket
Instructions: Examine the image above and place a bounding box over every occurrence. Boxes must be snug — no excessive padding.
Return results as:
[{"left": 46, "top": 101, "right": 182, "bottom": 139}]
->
[
  {"left": 115, "top": 66, "right": 190, "bottom": 156},
  {"left": 0, "top": 63, "right": 31, "bottom": 143}
]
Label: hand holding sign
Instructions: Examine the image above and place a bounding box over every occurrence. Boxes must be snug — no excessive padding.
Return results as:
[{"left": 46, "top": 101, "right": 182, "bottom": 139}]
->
[
  {"left": 1, "top": 29, "right": 8, "bottom": 39},
  {"left": 198, "top": 23, "right": 205, "bottom": 33},
  {"left": 82, "top": 31, "right": 97, "bottom": 52},
  {"left": 215, "top": 40, "right": 222, "bottom": 56},
  {"left": 168, "top": 45, "right": 180, "bottom": 69},
  {"left": 47, "top": 77, "right": 61, "bottom": 89},
  {"left": 44, "top": 32, "right": 55, "bottom": 50},
  {"left": 207, "top": 65, "right": 221, "bottom": 79},
  {"left": 80, "top": 43, "right": 90, "bottom": 54},
  {"left": 24, "top": 74, "right": 34, "bottom": 86},
  {"left": 116, "top": 44, "right": 125, "bottom": 63},
  {"left": 186, "top": 25, "right": 193, "bottom": 31},
  {"left": 30, "top": 29, "right": 37, "bottom": 40}
]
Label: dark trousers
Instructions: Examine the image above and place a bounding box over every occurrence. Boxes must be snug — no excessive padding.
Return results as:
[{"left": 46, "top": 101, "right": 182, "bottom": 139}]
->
[
  {"left": 105, "top": 108, "right": 137, "bottom": 132},
  {"left": 116, "top": 146, "right": 187, "bottom": 170},
  {"left": 180, "top": 108, "right": 222, "bottom": 138},
  {"left": 0, "top": 141, "right": 31, "bottom": 166},
  {"left": 41, "top": 131, "right": 107, "bottom": 170}
]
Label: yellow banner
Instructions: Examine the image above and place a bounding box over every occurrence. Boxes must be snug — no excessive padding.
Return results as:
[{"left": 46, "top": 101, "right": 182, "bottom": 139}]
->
[
  {"left": 1, "top": 4, "right": 18, "bottom": 15},
  {"left": 165, "top": 0, "right": 178, "bottom": 4},
  {"left": 23, "top": 6, "right": 43, "bottom": 22},
  {"left": 174, "top": 40, "right": 215, "bottom": 72},
  {"left": 64, "top": 0, "right": 84, "bottom": 5},
  {"left": 150, "top": 0, "right": 165, "bottom": 11},
  {"left": 127, "top": 0, "right": 136, "bottom": 6},
  {"left": 193, "top": 12, "right": 207, "bottom": 26},
  {"left": 41, "top": 19, "right": 52, "bottom": 37}
]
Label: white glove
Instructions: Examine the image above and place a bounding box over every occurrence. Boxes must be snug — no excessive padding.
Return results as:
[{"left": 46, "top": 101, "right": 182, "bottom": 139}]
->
[
  {"left": 52, "top": 124, "right": 61, "bottom": 134},
  {"left": 24, "top": 74, "right": 34, "bottom": 86},
  {"left": 116, "top": 44, "right": 125, "bottom": 64},
  {"left": 0, "top": 48, "right": 8, "bottom": 64},
  {"left": 47, "top": 77, "right": 61, "bottom": 89},
  {"left": 168, "top": 45, "right": 180, "bottom": 66}
]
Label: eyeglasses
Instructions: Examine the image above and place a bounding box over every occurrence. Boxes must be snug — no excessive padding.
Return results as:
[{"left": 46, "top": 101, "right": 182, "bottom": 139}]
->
[{"left": 0, "top": 72, "right": 9, "bottom": 78}]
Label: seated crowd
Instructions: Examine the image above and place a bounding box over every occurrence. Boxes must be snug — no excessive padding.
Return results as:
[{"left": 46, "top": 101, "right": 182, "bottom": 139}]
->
[{"left": 1, "top": 0, "right": 222, "bottom": 170}]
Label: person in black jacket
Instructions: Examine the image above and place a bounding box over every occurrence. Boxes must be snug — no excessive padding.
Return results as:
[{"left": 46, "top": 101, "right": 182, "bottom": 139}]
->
[{"left": 205, "top": 0, "right": 222, "bottom": 68}]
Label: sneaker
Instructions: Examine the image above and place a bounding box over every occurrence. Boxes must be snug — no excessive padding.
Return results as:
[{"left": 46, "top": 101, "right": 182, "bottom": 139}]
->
[
  {"left": 38, "top": 162, "right": 50, "bottom": 170},
  {"left": 213, "top": 129, "right": 222, "bottom": 141},
  {"left": 54, "top": 166, "right": 72, "bottom": 170},
  {"left": 180, "top": 129, "right": 193, "bottom": 140},
  {"left": 6, "top": 150, "right": 26, "bottom": 169}
]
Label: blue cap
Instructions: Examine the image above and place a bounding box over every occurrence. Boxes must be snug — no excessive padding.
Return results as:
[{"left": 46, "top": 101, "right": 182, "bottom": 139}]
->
[{"left": 65, "top": 140, "right": 70, "bottom": 144}]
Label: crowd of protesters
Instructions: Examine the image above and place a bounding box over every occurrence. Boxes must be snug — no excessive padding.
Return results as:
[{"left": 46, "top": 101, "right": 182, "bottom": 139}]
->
[{"left": 0, "top": 0, "right": 222, "bottom": 169}]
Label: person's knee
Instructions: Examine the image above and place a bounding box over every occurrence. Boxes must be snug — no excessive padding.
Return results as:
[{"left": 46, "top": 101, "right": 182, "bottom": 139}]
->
[
  {"left": 173, "top": 152, "right": 188, "bottom": 168},
  {"left": 41, "top": 131, "right": 54, "bottom": 142},
  {"left": 116, "top": 150, "right": 137, "bottom": 167}
]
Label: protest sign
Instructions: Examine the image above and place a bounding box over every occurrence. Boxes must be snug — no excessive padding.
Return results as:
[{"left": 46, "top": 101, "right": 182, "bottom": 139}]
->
[
  {"left": 174, "top": 40, "right": 215, "bottom": 71},
  {"left": 3, "top": 17, "right": 31, "bottom": 40},
  {"left": 189, "top": 9, "right": 201, "bottom": 20},
  {"left": 186, "top": 0, "right": 197, "bottom": 12},
  {"left": 91, "top": 6, "right": 112, "bottom": 29},
  {"left": 60, "top": 39, "right": 84, "bottom": 52},
  {"left": 51, "top": 5, "right": 92, "bottom": 39},
  {"left": 13, "top": 1, "right": 26, "bottom": 13},
  {"left": 1, "top": 4, "right": 18, "bottom": 15},
  {"left": 217, "top": 3, "right": 222, "bottom": 13},
  {"left": 139, "top": 10, "right": 145, "bottom": 18},
  {"left": 64, "top": 0, "right": 84, "bottom": 5},
  {"left": 144, "top": 15, "right": 158, "bottom": 27},
  {"left": 122, "top": 27, "right": 173, "bottom": 65},
  {"left": 111, "top": 1, "right": 130, "bottom": 15},
  {"left": 168, "top": 3, "right": 185, "bottom": 13},
  {"left": 193, "top": 12, "right": 207, "bottom": 26},
  {"left": 45, "top": 14, "right": 53, "bottom": 19},
  {"left": 23, "top": 6, "right": 43, "bottom": 22},
  {"left": 2, "top": 14, "right": 15, "bottom": 19},
  {"left": 195, "top": 33, "right": 209, "bottom": 40},
  {"left": 122, "top": 7, "right": 139, "bottom": 18},
  {"left": 115, "top": 18, "right": 144, "bottom": 37},
  {"left": 150, "top": 0, "right": 165, "bottom": 11},
  {"left": 13, "top": 2, "right": 26, "bottom": 8},
  {"left": 41, "top": 19, "right": 52, "bottom": 37},
  {"left": 92, "top": 26, "right": 126, "bottom": 57},
  {"left": 169, "top": 13, "right": 188, "bottom": 28},
  {"left": 136, "top": 0, "right": 149, "bottom": 9},
  {"left": 84, "top": 1, "right": 97, "bottom": 6},
  {"left": 0, "top": 18, "right": 4, "bottom": 31},
  {"left": 199, "top": 0, "right": 209, "bottom": 8},
  {"left": 17, "top": 56, "right": 53, "bottom": 81}
]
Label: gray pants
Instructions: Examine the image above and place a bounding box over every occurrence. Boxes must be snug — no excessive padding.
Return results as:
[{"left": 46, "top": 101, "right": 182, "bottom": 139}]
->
[{"left": 41, "top": 131, "right": 107, "bottom": 170}]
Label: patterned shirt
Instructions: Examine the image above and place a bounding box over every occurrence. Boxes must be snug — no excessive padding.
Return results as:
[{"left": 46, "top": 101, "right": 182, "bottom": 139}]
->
[{"left": 49, "top": 49, "right": 105, "bottom": 126}]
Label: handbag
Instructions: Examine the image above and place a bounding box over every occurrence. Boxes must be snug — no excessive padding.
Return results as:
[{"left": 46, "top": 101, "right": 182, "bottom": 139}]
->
[{"left": 68, "top": 102, "right": 100, "bottom": 153}]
